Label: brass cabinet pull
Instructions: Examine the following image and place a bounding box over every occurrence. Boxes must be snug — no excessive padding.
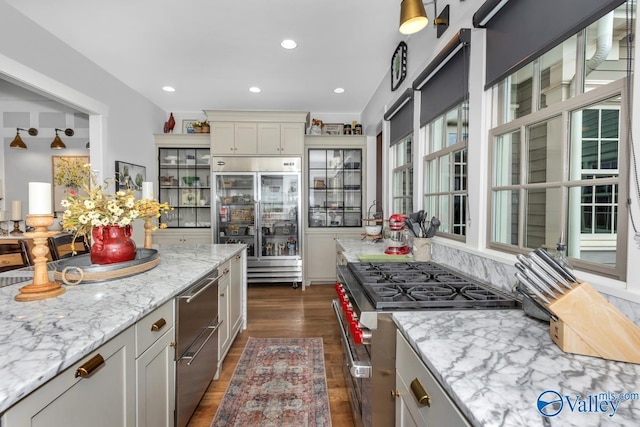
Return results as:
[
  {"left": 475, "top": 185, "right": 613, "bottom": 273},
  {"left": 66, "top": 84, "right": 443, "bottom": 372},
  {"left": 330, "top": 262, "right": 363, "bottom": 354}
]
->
[
  {"left": 75, "top": 354, "right": 105, "bottom": 378},
  {"left": 151, "top": 318, "right": 167, "bottom": 332},
  {"left": 223, "top": 268, "right": 230, "bottom": 275},
  {"left": 220, "top": 293, "right": 225, "bottom": 297},
  {"left": 235, "top": 254, "right": 241, "bottom": 260},
  {"left": 410, "top": 378, "right": 431, "bottom": 407}
]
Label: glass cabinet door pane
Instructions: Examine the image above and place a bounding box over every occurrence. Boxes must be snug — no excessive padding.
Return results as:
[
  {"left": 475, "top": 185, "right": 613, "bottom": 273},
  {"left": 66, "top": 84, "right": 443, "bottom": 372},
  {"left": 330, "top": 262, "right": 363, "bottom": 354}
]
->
[
  {"left": 215, "top": 173, "right": 256, "bottom": 254},
  {"left": 259, "top": 174, "right": 299, "bottom": 257}
]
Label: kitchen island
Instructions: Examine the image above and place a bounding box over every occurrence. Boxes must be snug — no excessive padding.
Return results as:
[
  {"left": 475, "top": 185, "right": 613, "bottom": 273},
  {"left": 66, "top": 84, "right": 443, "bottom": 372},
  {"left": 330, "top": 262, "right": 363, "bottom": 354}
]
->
[
  {"left": 0, "top": 243, "right": 246, "bottom": 417},
  {"left": 336, "top": 238, "right": 640, "bottom": 426}
]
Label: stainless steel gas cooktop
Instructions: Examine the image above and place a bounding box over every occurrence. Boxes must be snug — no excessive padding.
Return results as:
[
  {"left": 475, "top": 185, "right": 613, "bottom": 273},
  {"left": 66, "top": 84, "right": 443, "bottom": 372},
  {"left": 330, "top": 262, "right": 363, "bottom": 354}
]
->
[{"left": 346, "top": 261, "right": 518, "bottom": 310}]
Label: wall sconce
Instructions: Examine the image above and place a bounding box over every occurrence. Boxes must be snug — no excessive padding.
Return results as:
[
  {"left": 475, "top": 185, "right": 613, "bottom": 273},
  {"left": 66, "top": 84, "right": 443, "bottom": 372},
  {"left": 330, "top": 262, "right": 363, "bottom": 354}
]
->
[
  {"left": 51, "top": 128, "right": 74, "bottom": 150},
  {"left": 9, "top": 128, "right": 38, "bottom": 150},
  {"left": 399, "top": 0, "right": 449, "bottom": 36}
]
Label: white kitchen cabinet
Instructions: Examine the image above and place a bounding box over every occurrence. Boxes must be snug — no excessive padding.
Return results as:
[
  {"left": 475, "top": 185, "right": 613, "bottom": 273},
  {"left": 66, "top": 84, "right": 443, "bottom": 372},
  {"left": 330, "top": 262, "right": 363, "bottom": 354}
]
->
[
  {"left": 216, "top": 251, "right": 246, "bottom": 379},
  {"left": 258, "top": 122, "right": 305, "bottom": 156},
  {"left": 395, "top": 331, "right": 470, "bottom": 427},
  {"left": 304, "top": 232, "right": 362, "bottom": 286},
  {"left": 206, "top": 110, "right": 308, "bottom": 157},
  {"left": 2, "top": 327, "right": 136, "bottom": 427},
  {"left": 135, "top": 300, "right": 175, "bottom": 427}
]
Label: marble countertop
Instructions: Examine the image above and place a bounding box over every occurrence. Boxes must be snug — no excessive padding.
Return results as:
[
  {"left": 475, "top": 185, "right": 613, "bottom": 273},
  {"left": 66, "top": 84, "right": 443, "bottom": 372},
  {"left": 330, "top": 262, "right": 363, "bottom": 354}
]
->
[
  {"left": 394, "top": 310, "right": 640, "bottom": 427},
  {"left": 337, "top": 238, "right": 411, "bottom": 262},
  {"left": 0, "top": 243, "right": 245, "bottom": 414}
]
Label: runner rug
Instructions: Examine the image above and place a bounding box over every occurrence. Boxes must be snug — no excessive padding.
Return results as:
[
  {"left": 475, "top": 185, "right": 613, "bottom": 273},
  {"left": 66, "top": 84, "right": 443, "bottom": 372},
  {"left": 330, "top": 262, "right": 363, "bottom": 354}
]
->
[{"left": 211, "top": 337, "right": 332, "bottom": 427}]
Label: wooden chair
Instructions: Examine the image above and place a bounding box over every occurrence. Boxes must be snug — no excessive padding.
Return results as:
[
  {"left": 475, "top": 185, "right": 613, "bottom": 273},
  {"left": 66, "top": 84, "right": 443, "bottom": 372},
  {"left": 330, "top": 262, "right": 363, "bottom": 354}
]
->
[
  {"left": 0, "top": 241, "right": 32, "bottom": 272},
  {"left": 47, "top": 234, "right": 90, "bottom": 260}
]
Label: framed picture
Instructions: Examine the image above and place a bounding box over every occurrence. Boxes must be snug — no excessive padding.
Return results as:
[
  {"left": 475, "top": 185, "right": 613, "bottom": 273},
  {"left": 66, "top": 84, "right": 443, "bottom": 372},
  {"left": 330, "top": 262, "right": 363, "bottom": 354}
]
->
[
  {"left": 323, "top": 123, "right": 343, "bottom": 135},
  {"left": 391, "top": 41, "right": 407, "bottom": 91},
  {"left": 115, "top": 161, "right": 146, "bottom": 197},
  {"left": 52, "top": 155, "right": 90, "bottom": 215},
  {"left": 182, "top": 119, "right": 197, "bottom": 134},
  {"left": 181, "top": 188, "right": 198, "bottom": 206}
]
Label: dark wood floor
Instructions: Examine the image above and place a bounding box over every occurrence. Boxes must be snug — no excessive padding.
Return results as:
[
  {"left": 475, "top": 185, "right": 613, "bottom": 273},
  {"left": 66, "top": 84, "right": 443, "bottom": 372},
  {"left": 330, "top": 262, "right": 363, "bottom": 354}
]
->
[{"left": 187, "top": 283, "right": 356, "bottom": 427}]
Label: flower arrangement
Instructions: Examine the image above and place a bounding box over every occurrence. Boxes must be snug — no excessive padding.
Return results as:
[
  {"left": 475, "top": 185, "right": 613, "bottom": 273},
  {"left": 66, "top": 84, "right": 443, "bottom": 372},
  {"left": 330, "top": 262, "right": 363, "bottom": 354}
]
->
[
  {"left": 192, "top": 120, "right": 209, "bottom": 128},
  {"left": 60, "top": 164, "right": 171, "bottom": 242}
]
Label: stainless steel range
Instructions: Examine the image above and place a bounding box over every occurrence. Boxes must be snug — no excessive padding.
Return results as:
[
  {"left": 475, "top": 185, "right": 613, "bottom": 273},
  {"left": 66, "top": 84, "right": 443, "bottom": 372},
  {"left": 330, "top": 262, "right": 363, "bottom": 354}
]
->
[{"left": 332, "top": 261, "right": 519, "bottom": 427}]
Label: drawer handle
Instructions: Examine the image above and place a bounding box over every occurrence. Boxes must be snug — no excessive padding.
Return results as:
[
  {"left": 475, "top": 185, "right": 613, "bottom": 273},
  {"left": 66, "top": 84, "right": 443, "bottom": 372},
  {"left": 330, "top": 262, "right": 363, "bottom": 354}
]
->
[
  {"left": 151, "top": 318, "right": 167, "bottom": 332},
  {"left": 223, "top": 268, "right": 230, "bottom": 275},
  {"left": 410, "top": 378, "right": 431, "bottom": 407},
  {"left": 75, "top": 354, "right": 105, "bottom": 378}
]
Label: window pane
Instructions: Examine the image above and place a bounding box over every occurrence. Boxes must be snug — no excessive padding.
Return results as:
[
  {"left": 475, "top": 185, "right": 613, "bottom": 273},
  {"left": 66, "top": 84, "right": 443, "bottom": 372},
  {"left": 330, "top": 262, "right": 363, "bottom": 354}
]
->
[
  {"left": 439, "top": 154, "right": 450, "bottom": 192},
  {"left": 446, "top": 108, "right": 459, "bottom": 146},
  {"left": 584, "top": 7, "right": 631, "bottom": 93},
  {"left": 527, "top": 116, "right": 562, "bottom": 184},
  {"left": 439, "top": 195, "right": 450, "bottom": 233},
  {"left": 570, "top": 98, "right": 620, "bottom": 179},
  {"left": 425, "top": 158, "right": 437, "bottom": 192},
  {"left": 431, "top": 116, "right": 444, "bottom": 152},
  {"left": 539, "top": 35, "right": 578, "bottom": 109},
  {"left": 453, "top": 194, "right": 466, "bottom": 236},
  {"left": 493, "top": 131, "right": 521, "bottom": 186},
  {"left": 568, "top": 185, "right": 617, "bottom": 267},
  {"left": 524, "top": 187, "right": 562, "bottom": 249},
  {"left": 508, "top": 63, "right": 534, "bottom": 121},
  {"left": 492, "top": 190, "right": 519, "bottom": 245},
  {"left": 453, "top": 149, "right": 467, "bottom": 191}
]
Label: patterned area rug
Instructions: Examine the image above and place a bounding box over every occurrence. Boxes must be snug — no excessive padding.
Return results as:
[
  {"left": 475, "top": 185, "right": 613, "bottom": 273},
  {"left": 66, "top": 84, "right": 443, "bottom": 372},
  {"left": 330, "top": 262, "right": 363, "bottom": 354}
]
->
[{"left": 211, "top": 337, "right": 332, "bottom": 427}]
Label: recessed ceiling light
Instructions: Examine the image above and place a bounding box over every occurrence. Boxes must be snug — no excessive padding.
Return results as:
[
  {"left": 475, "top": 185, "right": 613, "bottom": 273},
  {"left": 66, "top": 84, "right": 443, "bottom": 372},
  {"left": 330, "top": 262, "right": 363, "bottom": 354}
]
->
[
  {"left": 162, "top": 86, "right": 175, "bottom": 92},
  {"left": 249, "top": 87, "right": 261, "bottom": 93},
  {"left": 281, "top": 39, "right": 297, "bottom": 49},
  {"left": 334, "top": 88, "right": 345, "bottom": 94}
]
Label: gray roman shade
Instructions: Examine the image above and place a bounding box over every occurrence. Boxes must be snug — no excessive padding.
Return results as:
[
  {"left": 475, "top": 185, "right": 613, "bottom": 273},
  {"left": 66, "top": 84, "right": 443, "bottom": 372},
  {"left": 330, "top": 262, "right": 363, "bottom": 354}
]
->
[
  {"left": 413, "top": 29, "right": 470, "bottom": 127},
  {"left": 384, "top": 88, "right": 414, "bottom": 146},
  {"left": 474, "top": 0, "right": 627, "bottom": 88}
]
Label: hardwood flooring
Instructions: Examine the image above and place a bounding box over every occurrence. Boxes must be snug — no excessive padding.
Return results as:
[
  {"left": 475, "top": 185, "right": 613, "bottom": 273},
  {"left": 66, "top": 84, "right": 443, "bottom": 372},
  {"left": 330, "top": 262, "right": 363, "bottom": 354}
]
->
[{"left": 187, "top": 283, "right": 356, "bottom": 427}]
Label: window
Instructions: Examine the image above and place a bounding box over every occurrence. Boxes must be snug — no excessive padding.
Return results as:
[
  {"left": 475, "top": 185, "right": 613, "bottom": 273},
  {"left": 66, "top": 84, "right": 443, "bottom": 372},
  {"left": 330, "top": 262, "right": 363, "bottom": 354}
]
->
[
  {"left": 488, "top": 2, "right": 631, "bottom": 279},
  {"left": 423, "top": 101, "right": 468, "bottom": 238},
  {"left": 391, "top": 136, "right": 413, "bottom": 214}
]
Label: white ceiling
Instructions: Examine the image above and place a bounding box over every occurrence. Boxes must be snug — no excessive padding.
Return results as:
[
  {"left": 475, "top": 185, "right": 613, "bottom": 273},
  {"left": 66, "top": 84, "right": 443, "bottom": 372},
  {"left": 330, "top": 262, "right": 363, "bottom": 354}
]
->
[{"left": 5, "top": 0, "right": 404, "bottom": 115}]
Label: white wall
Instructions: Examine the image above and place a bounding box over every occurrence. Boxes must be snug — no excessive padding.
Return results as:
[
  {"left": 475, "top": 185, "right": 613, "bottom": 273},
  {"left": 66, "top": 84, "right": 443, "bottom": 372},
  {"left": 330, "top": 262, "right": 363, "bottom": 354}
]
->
[{"left": 0, "top": 1, "right": 167, "bottom": 243}]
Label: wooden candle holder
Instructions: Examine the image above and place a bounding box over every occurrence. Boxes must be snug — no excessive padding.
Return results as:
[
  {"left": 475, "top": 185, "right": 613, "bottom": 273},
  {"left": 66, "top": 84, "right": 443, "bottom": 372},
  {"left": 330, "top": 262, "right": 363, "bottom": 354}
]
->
[
  {"left": 144, "top": 217, "right": 153, "bottom": 249},
  {"left": 548, "top": 282, "right": 640, "bottom": 364},
  {"left": 15, "top": 214, "right": 65, "bottom": 302}
]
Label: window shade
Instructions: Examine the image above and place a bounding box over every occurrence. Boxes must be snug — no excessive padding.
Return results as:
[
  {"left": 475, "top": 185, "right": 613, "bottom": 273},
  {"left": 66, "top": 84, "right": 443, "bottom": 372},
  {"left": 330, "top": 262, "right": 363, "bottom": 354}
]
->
[
  {"left": 476, "top": 0, "right": 626, "bottom": 88},
  {"left": 413, "top": 29, "right": 470, "bottom": 127},
  {"left": 384, "top": 89, "right": 414, "bottom": 146}
]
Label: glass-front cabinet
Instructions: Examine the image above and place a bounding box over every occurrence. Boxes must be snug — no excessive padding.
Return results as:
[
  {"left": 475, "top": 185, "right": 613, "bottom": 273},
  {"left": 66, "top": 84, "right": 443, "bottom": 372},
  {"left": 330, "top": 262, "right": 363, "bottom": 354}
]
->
[
  {"left": 307, "top": 148, "right": 363, "bottom": 228},
  {"left": 158, "top": 147, "right": 211, "bottom": 228}
]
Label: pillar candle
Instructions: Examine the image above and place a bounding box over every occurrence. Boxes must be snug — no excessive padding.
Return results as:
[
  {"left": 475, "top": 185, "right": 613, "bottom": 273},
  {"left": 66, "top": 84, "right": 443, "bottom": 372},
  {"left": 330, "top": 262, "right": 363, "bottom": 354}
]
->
[
  {"left": 142, "top": 182, "right": 154, "bottom": 200},
  {"left": 28, "top": 182, "right": 52, "bottom": 215},
  {"left": 11, "top": 201, "right": 22, "bottom": 221},
  {"left": 0, "top": 211, "right": 6, "bottom": 221}
]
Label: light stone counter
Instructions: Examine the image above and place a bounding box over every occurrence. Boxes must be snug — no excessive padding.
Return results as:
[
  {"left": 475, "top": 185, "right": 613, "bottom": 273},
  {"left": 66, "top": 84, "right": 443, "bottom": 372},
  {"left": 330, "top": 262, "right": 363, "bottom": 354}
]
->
[
  {"left": 394, "top": 310, "right": 640, "bottom": 427},
  {"left": 336, "top": 238, "right": 409, "bottom": 262},
  {"left": 0, "top": 243, "right": 246, "bottom": 414}
]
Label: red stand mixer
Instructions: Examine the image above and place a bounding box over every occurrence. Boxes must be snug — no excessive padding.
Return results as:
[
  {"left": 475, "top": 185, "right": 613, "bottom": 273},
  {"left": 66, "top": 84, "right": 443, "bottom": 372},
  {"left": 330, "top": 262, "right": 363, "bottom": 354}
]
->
[{"left": 383, "top": 213, "right": 410, "bottom": 255}]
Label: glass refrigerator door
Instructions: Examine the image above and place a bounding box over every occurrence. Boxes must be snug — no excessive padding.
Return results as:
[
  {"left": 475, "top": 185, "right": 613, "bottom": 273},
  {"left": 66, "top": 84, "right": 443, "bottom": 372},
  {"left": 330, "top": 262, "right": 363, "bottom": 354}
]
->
[
  {"left": 258, "top": 173, "right": 299, "bottom": 258},
  {"left": 214, "top": 173, "right": 257, "bottom": 257}
]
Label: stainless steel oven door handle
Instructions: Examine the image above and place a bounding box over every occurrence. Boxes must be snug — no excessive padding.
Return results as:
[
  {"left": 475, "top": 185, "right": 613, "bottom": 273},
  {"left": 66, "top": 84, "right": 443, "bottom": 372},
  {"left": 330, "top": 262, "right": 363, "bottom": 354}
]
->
[
  {"left": 179, "top": 317, "right": 222, "bottom": 366},
  {"left": 179, "top": 275, "right": 222, "bottom": 303},
  {"left": 332, "top": 300, "right": 371, "bottom": 378}
]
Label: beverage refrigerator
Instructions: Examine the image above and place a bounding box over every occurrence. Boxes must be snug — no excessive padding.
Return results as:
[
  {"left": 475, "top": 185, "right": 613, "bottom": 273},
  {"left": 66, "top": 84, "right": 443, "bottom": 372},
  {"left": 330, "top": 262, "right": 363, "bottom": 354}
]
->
[{"left": 211, "top": 157, "right": 302, "bottom": 286}]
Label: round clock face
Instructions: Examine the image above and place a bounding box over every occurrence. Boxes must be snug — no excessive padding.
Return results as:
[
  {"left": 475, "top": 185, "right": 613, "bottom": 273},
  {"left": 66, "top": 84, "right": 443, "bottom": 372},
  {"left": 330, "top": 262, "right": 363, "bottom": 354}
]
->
[{"left": 391, "top": 41, "right": 407, "bottom": 91}]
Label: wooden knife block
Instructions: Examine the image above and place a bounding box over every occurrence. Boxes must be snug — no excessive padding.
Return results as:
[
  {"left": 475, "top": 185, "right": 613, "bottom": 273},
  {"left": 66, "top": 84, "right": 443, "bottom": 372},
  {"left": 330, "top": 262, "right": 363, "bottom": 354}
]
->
[{"left": 548, "top": 282, "right": 640, "bottom": 364}]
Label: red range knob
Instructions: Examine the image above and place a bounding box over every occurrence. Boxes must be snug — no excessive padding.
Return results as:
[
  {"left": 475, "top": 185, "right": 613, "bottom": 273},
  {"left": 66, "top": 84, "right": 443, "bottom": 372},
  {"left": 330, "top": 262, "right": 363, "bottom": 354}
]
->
[{"left": 353, "top": 329, "right": 363, "bottom": 344}]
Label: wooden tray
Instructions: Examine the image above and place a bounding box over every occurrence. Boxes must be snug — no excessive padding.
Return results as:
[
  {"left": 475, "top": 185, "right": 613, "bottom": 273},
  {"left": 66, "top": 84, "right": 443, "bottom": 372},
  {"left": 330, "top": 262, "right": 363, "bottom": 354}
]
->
[{"left": 54, "top": 249, "right": 159, "bottom": 285}]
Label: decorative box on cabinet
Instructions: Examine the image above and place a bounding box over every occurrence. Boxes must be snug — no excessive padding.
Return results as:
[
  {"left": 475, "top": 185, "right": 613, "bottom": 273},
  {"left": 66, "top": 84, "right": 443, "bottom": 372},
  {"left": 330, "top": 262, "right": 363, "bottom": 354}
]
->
[{"left": 395, "top": 331, "right": 470, "bottom": 427}]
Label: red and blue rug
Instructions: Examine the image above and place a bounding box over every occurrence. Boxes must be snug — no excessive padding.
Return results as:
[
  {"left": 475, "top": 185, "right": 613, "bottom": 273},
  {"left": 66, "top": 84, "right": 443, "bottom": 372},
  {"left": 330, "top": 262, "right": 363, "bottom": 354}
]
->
[{"left": 211, "top": 337, "right": 332, "bottom": 427}]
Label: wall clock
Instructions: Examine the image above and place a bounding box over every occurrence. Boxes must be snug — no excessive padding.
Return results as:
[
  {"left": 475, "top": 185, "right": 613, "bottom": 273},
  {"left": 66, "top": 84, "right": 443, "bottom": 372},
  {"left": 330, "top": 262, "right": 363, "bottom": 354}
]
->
[{"left": 391, "top": 41, "right": 407, "bottom": 91}]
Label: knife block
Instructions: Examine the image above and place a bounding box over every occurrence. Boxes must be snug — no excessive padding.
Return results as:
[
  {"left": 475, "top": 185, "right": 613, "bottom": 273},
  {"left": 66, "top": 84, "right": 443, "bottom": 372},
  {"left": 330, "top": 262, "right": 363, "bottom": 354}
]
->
[{"left": 548, "top": 282, "right": 640, "bottom": 364}]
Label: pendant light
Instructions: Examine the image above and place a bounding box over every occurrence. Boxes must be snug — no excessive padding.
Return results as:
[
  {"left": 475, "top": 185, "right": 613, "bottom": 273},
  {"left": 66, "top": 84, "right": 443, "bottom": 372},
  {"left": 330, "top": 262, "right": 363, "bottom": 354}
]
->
[
  {"left": 9, "top": 128, "right": 38, "bottom": 149},
  {"left": 51, "top": 128, "right": 74, "bottom": 150}
]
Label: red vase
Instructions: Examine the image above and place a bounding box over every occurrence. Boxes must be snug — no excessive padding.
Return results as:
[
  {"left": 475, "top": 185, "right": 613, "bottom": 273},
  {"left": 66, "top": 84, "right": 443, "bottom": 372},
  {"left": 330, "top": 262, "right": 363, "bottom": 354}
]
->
[{"left": 91, "top": 225, "right": 137, "bottom": 265}]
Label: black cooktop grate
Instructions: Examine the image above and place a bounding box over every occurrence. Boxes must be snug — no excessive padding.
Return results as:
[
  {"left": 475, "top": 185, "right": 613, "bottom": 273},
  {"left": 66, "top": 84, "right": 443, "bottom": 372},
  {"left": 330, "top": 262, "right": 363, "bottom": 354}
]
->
[{"left": 347, "top": 261, "right": 518, "bottom": 310}]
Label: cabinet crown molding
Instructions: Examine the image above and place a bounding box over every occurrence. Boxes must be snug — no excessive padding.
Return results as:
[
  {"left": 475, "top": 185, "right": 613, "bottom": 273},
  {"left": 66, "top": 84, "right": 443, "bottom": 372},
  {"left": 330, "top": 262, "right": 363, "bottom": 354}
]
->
[{"left": 204, "top": 110, "right": 310, "bottom": 124}]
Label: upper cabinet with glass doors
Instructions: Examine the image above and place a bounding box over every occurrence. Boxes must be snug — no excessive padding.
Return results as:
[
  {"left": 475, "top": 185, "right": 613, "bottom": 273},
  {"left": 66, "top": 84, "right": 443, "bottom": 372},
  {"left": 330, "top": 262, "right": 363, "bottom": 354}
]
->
[
  {"left": 306, "top": 142, "right": 364, "bottom": 228},
  {"left": 155, "top": 137, "right": 211, "bottom": 229}
]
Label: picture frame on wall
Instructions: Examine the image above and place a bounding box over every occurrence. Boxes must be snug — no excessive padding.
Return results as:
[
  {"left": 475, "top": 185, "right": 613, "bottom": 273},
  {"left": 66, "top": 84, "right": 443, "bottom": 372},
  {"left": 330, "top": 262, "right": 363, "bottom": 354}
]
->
[
  {"left": 182, "top": 119, "right": 197, "bottom": 134},
  {"left": 51, "top": 155, "right": 90, "bottom": 215},
  {"left": 115, "top": 160, "right": 146, "bottom": 198},
  {"left": 391, "top": 41, "right": 407, "bottom": 91}
]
